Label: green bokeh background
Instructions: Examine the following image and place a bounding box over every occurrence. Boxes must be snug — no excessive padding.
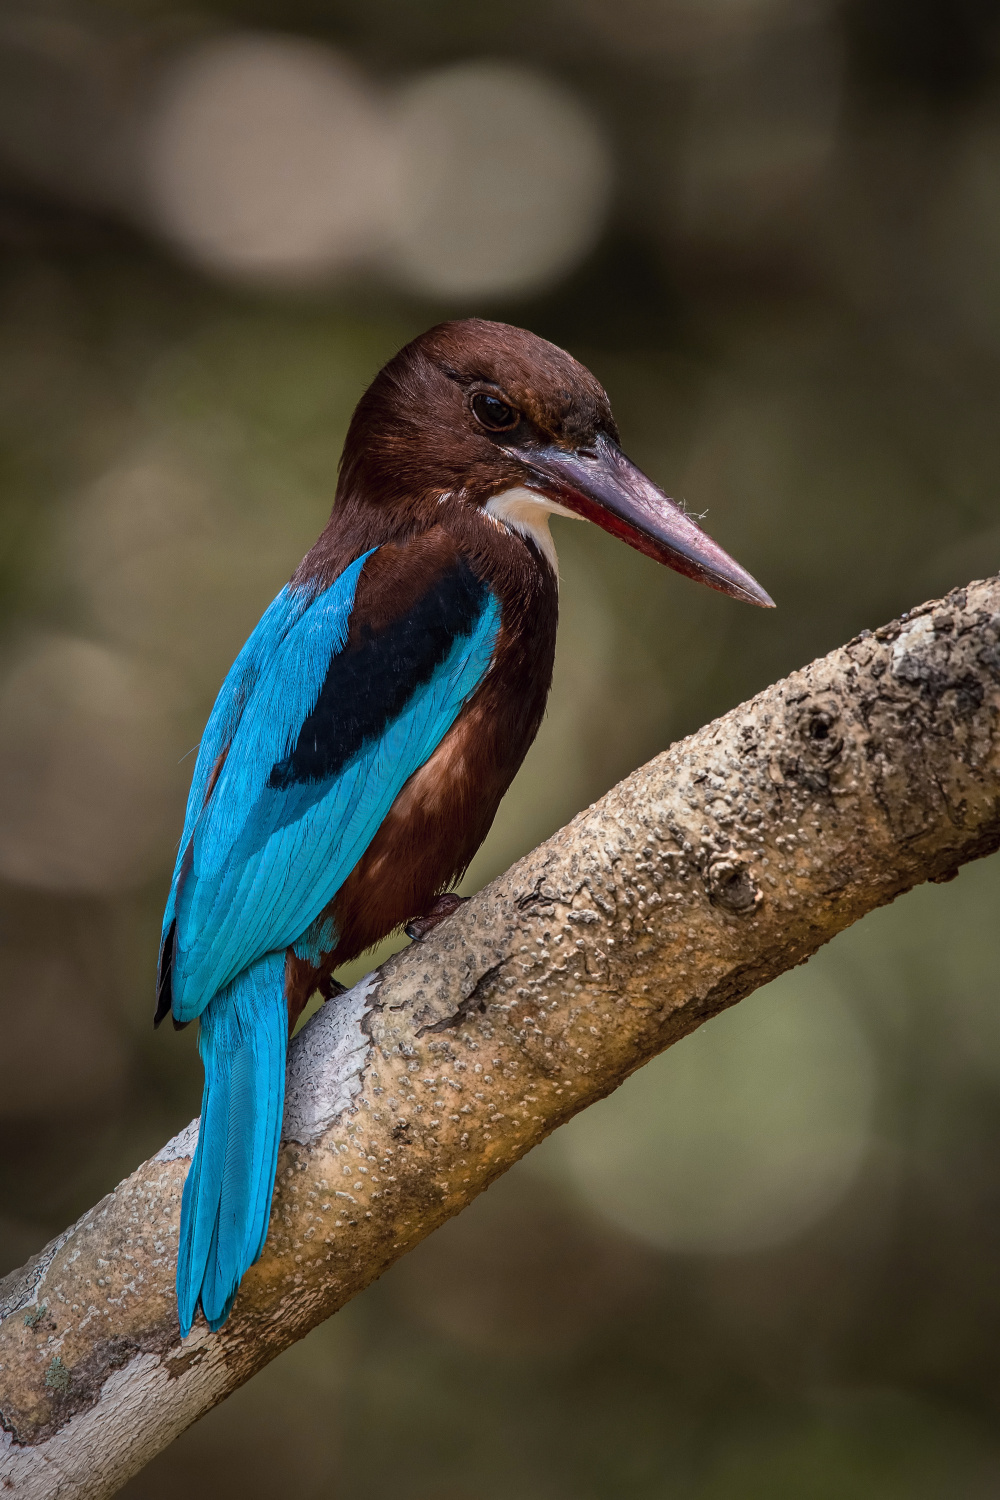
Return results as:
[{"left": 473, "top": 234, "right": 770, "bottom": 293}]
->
[{"left": 2, "top": 2, "right": 1000, "bottom": 1495}]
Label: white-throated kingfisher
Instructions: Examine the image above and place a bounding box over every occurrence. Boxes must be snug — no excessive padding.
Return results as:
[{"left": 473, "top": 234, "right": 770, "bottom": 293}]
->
[{"left": 157, "top": 319, "right": 773, "bottom": 1336}]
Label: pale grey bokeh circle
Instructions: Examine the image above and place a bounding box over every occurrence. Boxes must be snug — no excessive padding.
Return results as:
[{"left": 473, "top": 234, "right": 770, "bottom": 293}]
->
[
  {"left": 0, "top": 634, "right": 183, "bottom": 893},
  {"left": 389, "top": 61, "right": 612, "bottom": 298},
  {"left": 144, "top": 33, "right": 396, "bottom": 283},
  {"left": 556, "top": 966, "right": 876, "bottom": 1254}
]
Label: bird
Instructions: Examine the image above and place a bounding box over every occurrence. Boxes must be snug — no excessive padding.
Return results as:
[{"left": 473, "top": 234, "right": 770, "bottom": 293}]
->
[{"left": 156, "top": 317, "right": 773, "bottom": 1337}]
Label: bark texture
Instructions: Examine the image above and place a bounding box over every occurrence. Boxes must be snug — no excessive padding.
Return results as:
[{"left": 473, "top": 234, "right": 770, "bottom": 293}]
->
[{"left": 3, "top": 576, "right": 1000, "bottom": 1497}]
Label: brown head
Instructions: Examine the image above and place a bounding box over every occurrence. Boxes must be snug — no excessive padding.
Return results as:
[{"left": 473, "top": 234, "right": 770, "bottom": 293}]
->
[{"left": 334, "top": 318, "right": 773, "bottom": 608}]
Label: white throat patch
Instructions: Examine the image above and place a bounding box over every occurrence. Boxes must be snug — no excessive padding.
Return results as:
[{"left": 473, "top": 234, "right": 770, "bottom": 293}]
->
[{"left": 483, "top": 486, "right": 580, "bottom": 576}]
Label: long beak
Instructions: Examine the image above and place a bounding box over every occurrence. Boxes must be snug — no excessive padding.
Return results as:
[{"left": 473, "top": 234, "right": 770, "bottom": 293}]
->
[{"left": 511, "top": 433, "right": 774, "bottom": 608}]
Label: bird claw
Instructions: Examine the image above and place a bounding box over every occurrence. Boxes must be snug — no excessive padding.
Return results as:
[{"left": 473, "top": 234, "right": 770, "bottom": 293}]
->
[
  {"left": 318, "top": 975, "right": 348, "bottom": 1001},
  {"left": 405, "top": 893, "right": 468, "bottom": 942}
]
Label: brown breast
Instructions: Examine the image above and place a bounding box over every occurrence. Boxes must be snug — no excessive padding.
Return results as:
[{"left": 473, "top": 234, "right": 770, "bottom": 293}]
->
[{"left": 284, "top": 509, "right": 558, "bottom": 1020}]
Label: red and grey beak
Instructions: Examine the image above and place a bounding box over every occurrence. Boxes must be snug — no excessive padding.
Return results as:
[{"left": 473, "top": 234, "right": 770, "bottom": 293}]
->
[{"left": 512, "top": 433, "right": 774, "bottom": 608}]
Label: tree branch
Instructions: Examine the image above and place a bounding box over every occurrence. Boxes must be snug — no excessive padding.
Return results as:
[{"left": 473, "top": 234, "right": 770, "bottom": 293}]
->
[{"left": 4, "top": 576, "right": 1000, "bottom": 1497}]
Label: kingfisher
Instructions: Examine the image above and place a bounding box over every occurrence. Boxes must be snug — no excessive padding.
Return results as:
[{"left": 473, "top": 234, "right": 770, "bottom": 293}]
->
[{"left": 157, "top": 318, "right": 772, "bottom": 1336}]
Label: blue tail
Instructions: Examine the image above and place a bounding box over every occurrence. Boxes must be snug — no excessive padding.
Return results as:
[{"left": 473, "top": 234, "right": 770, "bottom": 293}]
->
[{"left": 176, "top": 951, "right": 287, "bottom": 1336}]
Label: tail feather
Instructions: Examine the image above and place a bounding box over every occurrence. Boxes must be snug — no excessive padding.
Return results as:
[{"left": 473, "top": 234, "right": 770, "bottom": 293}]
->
[{"left": 176, "top": 951, "right": 287, "bottom": 1337}]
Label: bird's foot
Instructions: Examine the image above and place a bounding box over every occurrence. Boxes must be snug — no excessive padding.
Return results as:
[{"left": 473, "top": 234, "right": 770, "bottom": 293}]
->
[
  {"left": 405, "top": 892, "right": 468, "bottom": 942},
  {"left": 318, "top": 974, "right": 348, "bottom": 1002}
]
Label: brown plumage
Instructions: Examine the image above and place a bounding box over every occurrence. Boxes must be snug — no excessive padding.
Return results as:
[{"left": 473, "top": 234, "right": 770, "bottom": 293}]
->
[
  {"left": 277, "top": 318, "right": 771, "bottom": 1025},
  {"left": 295, "top": 319, "right": 616, "bottom": 587},
  {"left": 285, "top": 515, "right": 557, "bottom": 1022}
]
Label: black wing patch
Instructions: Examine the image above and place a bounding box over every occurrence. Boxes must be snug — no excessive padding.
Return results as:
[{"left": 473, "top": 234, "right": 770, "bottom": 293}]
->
[{"left": 268, "top": 555, "right": 489, "bottom": 790}]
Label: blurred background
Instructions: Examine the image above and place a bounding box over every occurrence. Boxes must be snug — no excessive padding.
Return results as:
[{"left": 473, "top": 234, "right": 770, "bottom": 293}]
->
[{"left": 2, "top": 0, "right": 1000, "bottom": 1494}]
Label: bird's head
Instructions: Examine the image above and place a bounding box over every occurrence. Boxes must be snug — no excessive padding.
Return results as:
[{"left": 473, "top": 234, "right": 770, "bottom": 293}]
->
[{"left": 337, "top": 318, "right": 773, "bottom": 608}]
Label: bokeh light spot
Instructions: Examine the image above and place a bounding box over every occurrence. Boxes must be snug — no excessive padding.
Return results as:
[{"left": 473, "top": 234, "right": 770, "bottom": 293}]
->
[
  {"left": 556, "top": 966, "right": 876, "bottom": 1254},
  {"left": 388, "top": 61, "right": 612, "bottom": 298},
  {"left": 144, "top": 33, "right": 395, "bottom": 284},
  {"left": 0, "top": 634, "right": 183, "bottom": 893}
]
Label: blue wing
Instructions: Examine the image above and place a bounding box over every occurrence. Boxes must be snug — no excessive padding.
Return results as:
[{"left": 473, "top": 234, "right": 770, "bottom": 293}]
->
[
  {"left": 158, "top": 568, "right": 331, "bottom": 954},
  {"left": 167, "top": 542, "right": 501, "bottom": 1334},
  {"left": 166, "top": 547, "right": 500, "bottom": 1022}
]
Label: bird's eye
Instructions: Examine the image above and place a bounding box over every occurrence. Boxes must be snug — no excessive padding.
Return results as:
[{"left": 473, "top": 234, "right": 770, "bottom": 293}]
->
[{"left": 471, "top": 392, "right": 519, "bottom": 432}]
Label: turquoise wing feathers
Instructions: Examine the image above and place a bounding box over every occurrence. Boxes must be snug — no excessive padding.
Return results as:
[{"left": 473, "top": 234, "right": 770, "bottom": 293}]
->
[
  {"left": 161, "top": 545, "right": 501, "bottom": 1334},
  {"left": 161, "top": 549, "right": 500, "bottom": 1021}
]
